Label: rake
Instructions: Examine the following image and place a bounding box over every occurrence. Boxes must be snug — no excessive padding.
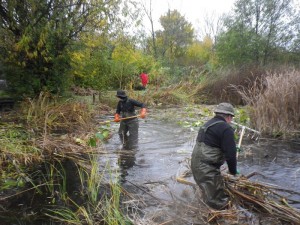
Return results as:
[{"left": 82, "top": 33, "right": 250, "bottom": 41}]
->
[{"left": 231, "top": 121, "right": 260, "bottom": 157}]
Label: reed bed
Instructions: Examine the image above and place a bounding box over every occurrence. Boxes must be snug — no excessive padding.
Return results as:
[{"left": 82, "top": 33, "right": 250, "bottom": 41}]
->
[
  {"left": 197, "top": 65, "right": 266, "bottom": 105},
  {"left": 235, "top": 69, "right": 300, "bottom": 138},
  {"left": 24, "top": 92, "right": 94, "bottom": 134}
]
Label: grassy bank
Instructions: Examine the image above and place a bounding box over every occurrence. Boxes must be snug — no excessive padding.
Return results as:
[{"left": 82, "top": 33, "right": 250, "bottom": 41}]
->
[{"left": 0, "top": 93, "right": 129, "bottom": 224}]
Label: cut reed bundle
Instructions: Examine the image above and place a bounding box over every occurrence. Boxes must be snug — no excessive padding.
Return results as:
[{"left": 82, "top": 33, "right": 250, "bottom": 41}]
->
[
  {"left": 224, "top": 173, "right": 300, "bottom": 224},
  {"left": 176, "top": 168, "right": 300, "bottom": 224}
]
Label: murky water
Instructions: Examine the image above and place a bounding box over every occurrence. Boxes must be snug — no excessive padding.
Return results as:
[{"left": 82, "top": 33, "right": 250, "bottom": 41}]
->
[
  {"left": 102, "top": 113, "right": 300, "bottom": 224},
  {"left": 103, "top": 119, "right": 194, "bottom": 187},
  {"left": 238, "top": 139, "right": 300, "bottom": 208}
]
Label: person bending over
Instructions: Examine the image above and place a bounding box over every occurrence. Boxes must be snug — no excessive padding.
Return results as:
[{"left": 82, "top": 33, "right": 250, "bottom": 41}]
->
[{"left": 191, "top": 102, "right": 239, "bottom": 209}]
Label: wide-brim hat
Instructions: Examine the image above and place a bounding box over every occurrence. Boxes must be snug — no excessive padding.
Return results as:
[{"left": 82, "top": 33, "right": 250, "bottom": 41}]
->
[
  {"left": 214, "top": 102, "right": 235, "bottom": 116},
  {"left": 116, "top": 90, "right": 127, "bottom": 98}
]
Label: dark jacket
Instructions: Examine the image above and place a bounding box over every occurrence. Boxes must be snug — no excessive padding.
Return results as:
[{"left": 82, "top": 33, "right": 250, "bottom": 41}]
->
[
  {"left": 196, "top": 115, "right": 237, "bottom": 174},
  {"left": 116, "top": 97, "right": 145, "bottom": 117}
]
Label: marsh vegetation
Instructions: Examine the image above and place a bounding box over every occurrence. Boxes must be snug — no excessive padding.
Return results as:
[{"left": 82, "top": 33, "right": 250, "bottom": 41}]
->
[{"left": 0, "top": 0, "right": 299, "bottom": 224}]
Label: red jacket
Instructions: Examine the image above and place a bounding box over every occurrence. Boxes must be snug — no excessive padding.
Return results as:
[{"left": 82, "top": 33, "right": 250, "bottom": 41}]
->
[{"left": 140, "top": 73, "right": 149, "bottom": 87}]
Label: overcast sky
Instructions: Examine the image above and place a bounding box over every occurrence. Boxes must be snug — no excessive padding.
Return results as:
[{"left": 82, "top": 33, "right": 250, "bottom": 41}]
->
[{"left": 141, "top": 0, "right": 236, "bottom": 38}]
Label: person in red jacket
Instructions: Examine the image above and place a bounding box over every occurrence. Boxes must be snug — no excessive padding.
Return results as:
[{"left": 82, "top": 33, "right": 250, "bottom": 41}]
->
[{"left": 139, "top": 72, "right": 149, "bottom": 89}]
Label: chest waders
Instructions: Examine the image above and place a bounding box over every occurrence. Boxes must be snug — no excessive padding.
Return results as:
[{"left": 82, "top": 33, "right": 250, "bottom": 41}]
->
[
  {"left": 191, "top": 121, "right": 229, "bottom": 209},
  {"left": 119, "top": 100, "right": 139, "bottom": 149}
]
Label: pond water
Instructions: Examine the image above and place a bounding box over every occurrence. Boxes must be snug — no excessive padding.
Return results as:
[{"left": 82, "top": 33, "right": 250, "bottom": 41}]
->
[{"left": 101, "top": 111, "right": 300, "bottom": 224}]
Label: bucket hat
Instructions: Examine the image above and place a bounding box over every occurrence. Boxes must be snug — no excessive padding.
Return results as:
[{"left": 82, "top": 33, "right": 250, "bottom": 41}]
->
[
  {"left": 214, "top": 102, "right": 235, "bottom": 116},
  {"left": 116, "top": 90, "right": 127, "bottom": 98}
]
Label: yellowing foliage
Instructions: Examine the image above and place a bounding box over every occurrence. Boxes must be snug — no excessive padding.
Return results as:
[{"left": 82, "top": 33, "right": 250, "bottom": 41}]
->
[
  {"left": 186, "top": 36, "right": 213, "bottom": 65},
  {"left": 112, "top": 44, "right": 137, "bottom": 64}
]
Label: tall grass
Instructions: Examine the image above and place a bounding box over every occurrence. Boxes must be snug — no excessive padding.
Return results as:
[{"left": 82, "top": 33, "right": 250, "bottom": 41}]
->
[
  {"left": 23, "top": 91, "right": 93, "bottom": 135},
  {"left": 236, "top": 70, "right": 300, "bottom": 138},
  {"left": 102, "top": 180, "right": 128, "bottom": 225},
  {"left": 44, "top": 157, "right": 128, "bottom": 225}
]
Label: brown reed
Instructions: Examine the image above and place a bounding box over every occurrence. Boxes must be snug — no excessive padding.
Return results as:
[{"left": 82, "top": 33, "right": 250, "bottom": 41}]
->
[{"left": 235, "top": 69, "right": 300, "bottom": 138}]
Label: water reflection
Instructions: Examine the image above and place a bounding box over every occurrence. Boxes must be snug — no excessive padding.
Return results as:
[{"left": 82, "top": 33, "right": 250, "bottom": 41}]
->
[
  {"left": 118, "top": 136, "right": 138, "bottom": 182},
  {"left": 239, "top": 140, "right": 300, "bottom": 208}
]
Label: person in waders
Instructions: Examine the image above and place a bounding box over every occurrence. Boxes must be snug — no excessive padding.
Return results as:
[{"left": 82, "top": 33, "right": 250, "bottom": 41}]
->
[
  {"left": 191, "top": 102, "right": 239, "bottom": 210},
  {"left": 114, "top": 90, "right": 147, "bottom": 149}
]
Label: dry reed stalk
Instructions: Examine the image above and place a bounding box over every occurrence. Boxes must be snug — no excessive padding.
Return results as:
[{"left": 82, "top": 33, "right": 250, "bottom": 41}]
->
[
  {"left": 235, "top": 70, "right": 300, "bottom": 138},
  {"left": 1, "top": 94, "right": 102, "bottom": 170},
  {"left": 176, "top": 167, "right": 300, "bottom": 224},
  {"left": 224, "top": 174, "right": 300, "bottom": 224},
  {"left": 24, "top": 93, "right": 94, "bottom": 135}
]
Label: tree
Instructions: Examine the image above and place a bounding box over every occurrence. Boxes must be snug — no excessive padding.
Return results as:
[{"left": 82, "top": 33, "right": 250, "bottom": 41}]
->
[
  {"left": 197, "top": 11, "right": 223, "bottom": 44},
  {"left": 0, "top": 0, "right": 121, "bottom": 97},
  {"left": 216, "top": 27, "right": 259, "bottom": 65},
  {"left": 215, "top": 0, "right": 300, "bottom": 66},
  {"left": 68, "top": 0, "right": 149, "bottom": 91},
  {"left": 156, "top": 9, "right": 194, "bottom": 65},
  {"left": 186, "top": 36, "right": 213, "bottom": 66},
  {"left": 140, "top": 0, "right": 157, "bottom": 58},
  {"left": 111, "top": 35, "right": 156, "bottom": 89},
  {"left": 69, "top": 32, "right": 113, "bottom": 91}
]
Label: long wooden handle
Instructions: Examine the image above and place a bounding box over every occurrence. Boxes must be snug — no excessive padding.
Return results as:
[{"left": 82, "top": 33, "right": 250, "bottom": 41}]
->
[
  {"left": 120, "top": 115, "right": 140, "bottom": 121},
  {"left": 237, "top": 126, "right": 245, "bottom": 158},
  {"left": 176, "top": 177, "right": 196, "bottom": 187},
  {"left": 99, "top": 115, "right": 140, "bottom": 124},
  {"left": 237, "top": 126, "right": 245, "bottom": 148}
]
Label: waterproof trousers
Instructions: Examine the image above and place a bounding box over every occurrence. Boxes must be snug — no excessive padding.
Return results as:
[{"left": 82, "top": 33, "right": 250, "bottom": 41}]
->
[
  {"left": 191, "top": 142, "right": 228, "bottom": 209},
  {"left": 118, "top": 118, "right": 139, "bottom": 149}
]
